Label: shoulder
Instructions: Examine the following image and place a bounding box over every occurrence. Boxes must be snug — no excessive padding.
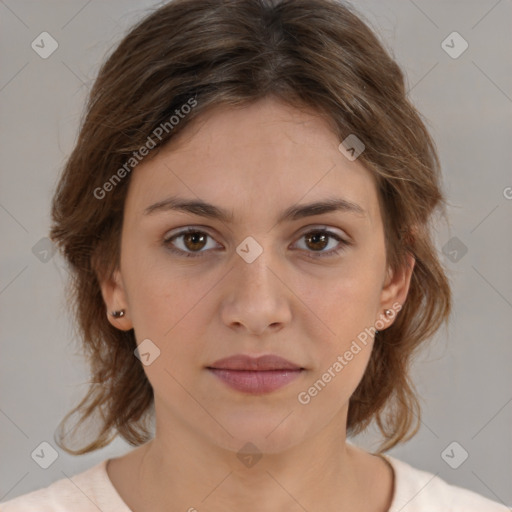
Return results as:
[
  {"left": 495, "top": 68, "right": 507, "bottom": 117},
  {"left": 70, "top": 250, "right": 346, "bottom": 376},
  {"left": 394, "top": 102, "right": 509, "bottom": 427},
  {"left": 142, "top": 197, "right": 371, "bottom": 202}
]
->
[
  {"left": 0, "top": 459, "right": 129, "bottom": 512},
  {"left": 383, "top": 454, "right": 510, "bottom": 512}
]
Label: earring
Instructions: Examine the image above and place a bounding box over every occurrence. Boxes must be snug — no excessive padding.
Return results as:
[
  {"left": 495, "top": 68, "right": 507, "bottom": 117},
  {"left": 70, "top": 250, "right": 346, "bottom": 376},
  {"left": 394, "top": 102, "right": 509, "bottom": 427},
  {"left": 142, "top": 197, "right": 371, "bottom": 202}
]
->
[
  {"left": 110, "top": 309, "right": 126, "bottom": 318},
  {"left": 377, "top": 309, "right": 394, "bottom": 335}
]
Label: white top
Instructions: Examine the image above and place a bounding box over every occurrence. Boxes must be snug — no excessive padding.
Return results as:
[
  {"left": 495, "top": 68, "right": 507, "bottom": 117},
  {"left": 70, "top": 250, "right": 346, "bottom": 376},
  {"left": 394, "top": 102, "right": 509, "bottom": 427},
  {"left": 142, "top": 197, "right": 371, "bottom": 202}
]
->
[{"left": 0, "top": 454, "right": 509, "bottom": 511}]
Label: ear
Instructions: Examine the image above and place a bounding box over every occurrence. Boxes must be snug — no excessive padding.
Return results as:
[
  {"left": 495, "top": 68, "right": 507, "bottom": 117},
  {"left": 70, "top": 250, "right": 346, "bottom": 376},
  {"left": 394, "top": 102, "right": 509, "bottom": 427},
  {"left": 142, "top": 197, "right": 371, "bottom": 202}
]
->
[
  {"left": 376, "top": 252, "right": 415, "bottom": 330},
  {"left": 98, "top": 268, "right": 133, "bottom": 331}
]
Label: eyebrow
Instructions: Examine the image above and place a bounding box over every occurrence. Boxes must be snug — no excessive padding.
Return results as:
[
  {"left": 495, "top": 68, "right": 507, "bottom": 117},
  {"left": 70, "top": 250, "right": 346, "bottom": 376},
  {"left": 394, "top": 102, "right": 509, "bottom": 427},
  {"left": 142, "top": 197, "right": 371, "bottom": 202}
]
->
[{"left": 143, "top": 195, "right": 366, "bottom": 223}]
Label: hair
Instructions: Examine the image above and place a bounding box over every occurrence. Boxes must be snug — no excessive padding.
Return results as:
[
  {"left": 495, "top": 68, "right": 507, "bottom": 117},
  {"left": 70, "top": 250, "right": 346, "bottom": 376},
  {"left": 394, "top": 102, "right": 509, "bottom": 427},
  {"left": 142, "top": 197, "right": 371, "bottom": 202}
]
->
[{"left": 49, "top": 0, "right": 452, "bottom": 455}]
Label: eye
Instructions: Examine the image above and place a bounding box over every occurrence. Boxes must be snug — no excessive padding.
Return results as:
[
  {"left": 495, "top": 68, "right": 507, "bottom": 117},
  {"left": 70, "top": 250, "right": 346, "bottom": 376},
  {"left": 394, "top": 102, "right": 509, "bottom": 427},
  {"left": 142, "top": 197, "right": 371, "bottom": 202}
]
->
[
  {"left": 163, "top": 227, "right": 350, "bottom": 259},
  {"left": 293, "top": 228, "right": 350, "bottom": 258},
  {"left": 163, "top": 228, "right": 220, "bottom": 258}
]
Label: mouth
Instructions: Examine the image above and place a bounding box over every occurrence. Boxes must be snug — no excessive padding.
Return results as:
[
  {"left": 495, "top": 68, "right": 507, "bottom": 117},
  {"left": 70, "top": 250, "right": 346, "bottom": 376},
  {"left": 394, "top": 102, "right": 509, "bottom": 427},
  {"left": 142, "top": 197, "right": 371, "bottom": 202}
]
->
[{"left": 206, "top": 354, "right": 305, "bottom": 394}]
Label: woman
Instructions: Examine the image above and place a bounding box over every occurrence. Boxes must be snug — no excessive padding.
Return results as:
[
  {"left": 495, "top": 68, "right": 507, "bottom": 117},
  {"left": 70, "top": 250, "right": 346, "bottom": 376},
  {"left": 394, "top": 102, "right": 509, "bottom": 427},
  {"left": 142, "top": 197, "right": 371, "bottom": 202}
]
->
[{"left": 1, "top": 0, "right": 508, "bottom": 510}]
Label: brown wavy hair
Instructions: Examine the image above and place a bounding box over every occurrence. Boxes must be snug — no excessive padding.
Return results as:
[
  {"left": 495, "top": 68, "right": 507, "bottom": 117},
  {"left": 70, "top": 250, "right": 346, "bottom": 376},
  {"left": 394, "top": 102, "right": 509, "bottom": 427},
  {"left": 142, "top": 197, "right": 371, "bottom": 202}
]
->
[{"left": 49, "top": 0, "right": 452, "bottom": 455}]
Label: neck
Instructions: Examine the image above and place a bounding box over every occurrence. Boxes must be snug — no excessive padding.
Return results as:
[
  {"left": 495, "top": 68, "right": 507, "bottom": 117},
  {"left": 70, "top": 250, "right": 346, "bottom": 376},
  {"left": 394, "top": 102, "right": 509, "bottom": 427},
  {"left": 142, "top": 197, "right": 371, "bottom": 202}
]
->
[{"left": 127, "top": 414, "right": 386, "bottom": 511}]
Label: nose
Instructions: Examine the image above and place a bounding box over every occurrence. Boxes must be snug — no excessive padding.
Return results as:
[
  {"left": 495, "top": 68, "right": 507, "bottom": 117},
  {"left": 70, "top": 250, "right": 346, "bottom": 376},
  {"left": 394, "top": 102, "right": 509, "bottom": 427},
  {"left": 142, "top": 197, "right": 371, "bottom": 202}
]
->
[{"left": 220, "top": 248, "right": 292, "bottom": 336}]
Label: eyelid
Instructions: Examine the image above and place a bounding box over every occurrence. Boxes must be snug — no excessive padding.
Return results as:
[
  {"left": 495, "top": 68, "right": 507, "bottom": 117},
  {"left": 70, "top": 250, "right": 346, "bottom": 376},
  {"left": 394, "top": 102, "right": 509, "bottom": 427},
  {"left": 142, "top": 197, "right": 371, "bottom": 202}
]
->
[
  {"left": 164, "top": 224, "right": 349, "bottom": 241},
  {"left": 163, "top": 225, "right": 222, "bottom": 245},
  {"left": 296, "top": 224, "right": 349, "bottom": 240}
]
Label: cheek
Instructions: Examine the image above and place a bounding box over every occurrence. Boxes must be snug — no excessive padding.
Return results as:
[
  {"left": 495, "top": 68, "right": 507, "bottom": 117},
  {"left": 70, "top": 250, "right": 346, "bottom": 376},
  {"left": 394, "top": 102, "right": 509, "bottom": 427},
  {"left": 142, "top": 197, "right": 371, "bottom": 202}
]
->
[
  {"left": 122, "top": 244, "right": 220, "bottom": 365},
  {"left": 288, "top": 252, "right": 384, "bottom": 398},
  {"left": 292, "top": 254, "right": 384, "bottom": 339},
  {"left": 298, "top": 348, "right": 373, "bottom": 414},
  {"left": 296, "top": 283, "right": 377, "bottom": 411},
  {"left": 121, "top": 233, "right": 184, "bottom": 329},
  {"left": 125, "top": 265, "right": 209, "bottom": 387},
  {"left": 128, "top": 268, "right": 202, "bottom": 338}
]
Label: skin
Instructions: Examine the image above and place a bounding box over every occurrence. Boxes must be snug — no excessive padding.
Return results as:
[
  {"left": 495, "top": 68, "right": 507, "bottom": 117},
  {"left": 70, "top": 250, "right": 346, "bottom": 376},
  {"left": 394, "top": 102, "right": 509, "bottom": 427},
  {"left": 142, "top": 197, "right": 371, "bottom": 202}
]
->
[{"left": 100, "top": 96, "right": 415, "bottom": 512}]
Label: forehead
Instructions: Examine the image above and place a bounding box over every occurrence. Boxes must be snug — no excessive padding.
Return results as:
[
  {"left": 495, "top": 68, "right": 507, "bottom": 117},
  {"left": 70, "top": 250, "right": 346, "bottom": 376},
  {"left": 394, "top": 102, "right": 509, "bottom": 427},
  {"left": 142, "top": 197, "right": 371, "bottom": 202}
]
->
[{"left": 125, "top": 97, "right": 380, "bottom": 227}]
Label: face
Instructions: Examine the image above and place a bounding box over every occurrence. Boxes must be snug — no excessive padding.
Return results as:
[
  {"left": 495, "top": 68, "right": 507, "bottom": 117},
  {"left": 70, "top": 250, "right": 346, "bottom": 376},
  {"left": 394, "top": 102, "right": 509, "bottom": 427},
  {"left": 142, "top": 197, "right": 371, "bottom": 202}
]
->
[{"left": 101, "top": 96, "right": 414, "bottom": 454}]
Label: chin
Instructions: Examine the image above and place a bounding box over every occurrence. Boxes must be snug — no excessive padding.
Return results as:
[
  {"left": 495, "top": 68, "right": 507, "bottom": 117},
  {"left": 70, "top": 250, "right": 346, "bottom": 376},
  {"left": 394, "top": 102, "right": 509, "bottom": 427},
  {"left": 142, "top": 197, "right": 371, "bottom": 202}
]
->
[{"left": 207, "top": 411, "right": 312, "bottom": 455}]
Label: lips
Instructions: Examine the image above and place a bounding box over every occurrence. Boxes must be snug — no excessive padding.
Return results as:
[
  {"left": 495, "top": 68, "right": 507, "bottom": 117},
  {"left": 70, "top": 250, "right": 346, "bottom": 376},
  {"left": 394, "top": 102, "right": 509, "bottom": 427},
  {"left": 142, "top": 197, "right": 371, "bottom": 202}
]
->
[
  {"left": 207, "top": 354, "right": 304, "bottom": 371},
  {"left": 206, "top": 354, "right": 305, "bottom": 394}
]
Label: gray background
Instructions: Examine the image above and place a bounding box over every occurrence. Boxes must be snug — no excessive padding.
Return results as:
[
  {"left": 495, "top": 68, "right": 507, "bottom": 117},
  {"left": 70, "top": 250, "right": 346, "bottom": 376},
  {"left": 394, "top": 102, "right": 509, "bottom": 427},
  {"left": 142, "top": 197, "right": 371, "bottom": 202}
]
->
[{"left": 1, "top": 0, "right": 511, "bottom": 506}]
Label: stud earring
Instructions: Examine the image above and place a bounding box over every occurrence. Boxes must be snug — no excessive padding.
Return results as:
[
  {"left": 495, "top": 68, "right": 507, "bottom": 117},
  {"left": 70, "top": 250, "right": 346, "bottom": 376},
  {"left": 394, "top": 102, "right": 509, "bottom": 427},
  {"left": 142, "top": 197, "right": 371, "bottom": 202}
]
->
[
  {"left": 376, "top": 308, "right": 395, "bottom": 335},
  {"left": 110, "top": 309, "right": 126, "bottom": 318}
]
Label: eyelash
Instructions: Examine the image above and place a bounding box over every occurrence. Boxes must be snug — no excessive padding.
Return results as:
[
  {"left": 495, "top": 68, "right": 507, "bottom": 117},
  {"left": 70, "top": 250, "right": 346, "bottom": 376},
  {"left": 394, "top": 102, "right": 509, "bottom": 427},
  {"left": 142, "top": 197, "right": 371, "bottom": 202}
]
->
[{"left": 163, "top": 227, "right": 350, "bottom": 259}]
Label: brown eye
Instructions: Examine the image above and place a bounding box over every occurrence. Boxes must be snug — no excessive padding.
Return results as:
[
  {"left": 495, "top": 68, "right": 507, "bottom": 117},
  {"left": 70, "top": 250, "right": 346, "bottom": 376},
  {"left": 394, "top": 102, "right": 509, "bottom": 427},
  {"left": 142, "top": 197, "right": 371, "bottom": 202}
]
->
[
  {"left": 305, "top": 231, "right": 330, "bottom": 251},
  {"left": 294, "top": 229, "right": 349, "bottom": 258},
  {"left": 164, "top": 228, "right": 219, "bottom": 258},
  {"left": 164, "top": 227, "right": 349, "bottom": 259},
  {"left": 182, "top": 231, "right": 208, "bottom": 251}
]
